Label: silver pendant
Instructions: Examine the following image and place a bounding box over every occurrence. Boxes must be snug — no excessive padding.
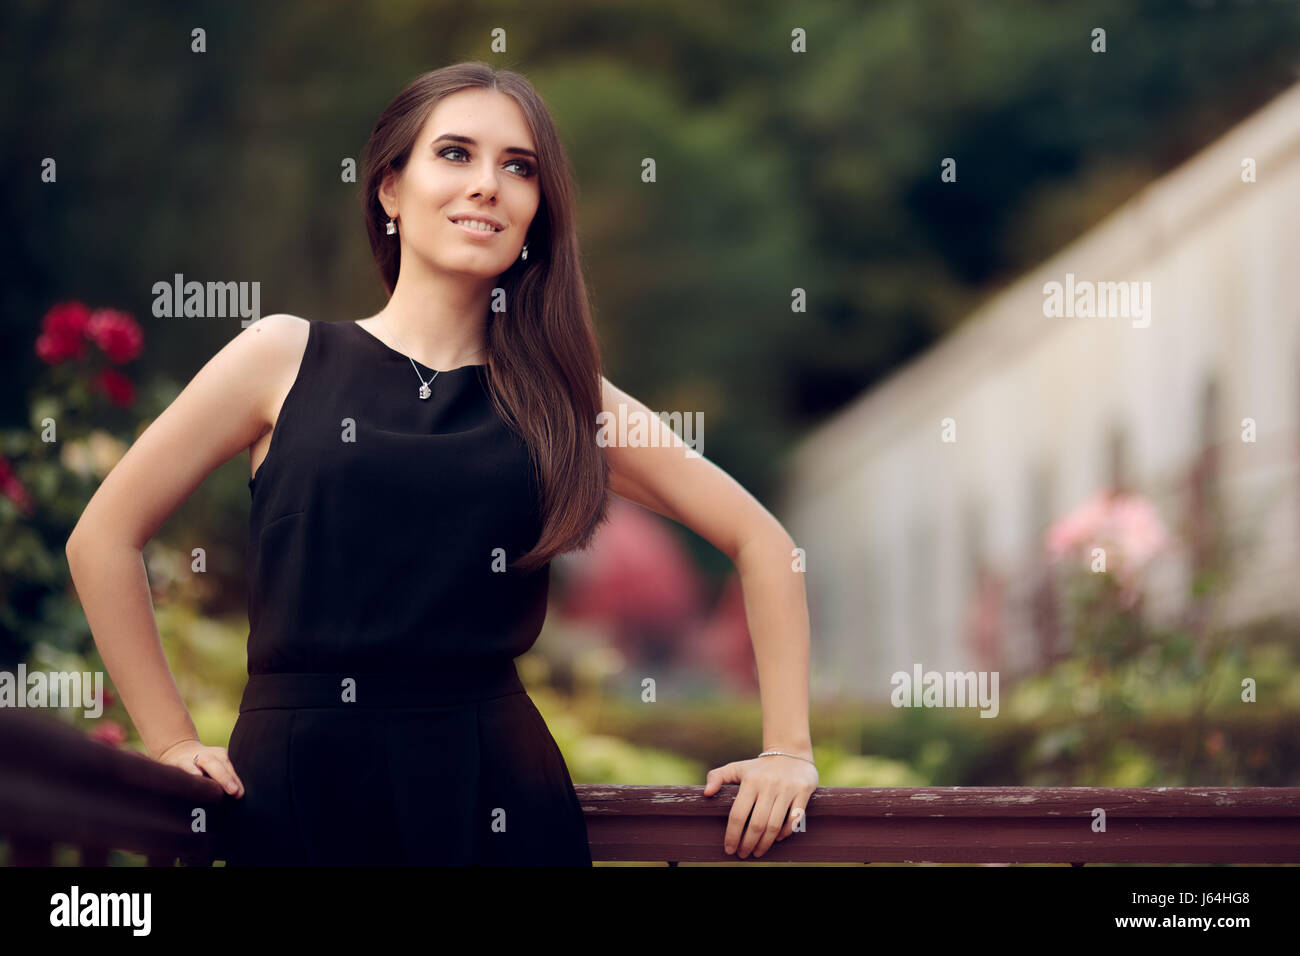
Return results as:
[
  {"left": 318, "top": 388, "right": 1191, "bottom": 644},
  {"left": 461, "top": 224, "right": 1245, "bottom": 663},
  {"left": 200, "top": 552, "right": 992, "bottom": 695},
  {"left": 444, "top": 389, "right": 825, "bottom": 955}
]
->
[{"left": 419, "top": 383, "right": 431, "bottom": 400}]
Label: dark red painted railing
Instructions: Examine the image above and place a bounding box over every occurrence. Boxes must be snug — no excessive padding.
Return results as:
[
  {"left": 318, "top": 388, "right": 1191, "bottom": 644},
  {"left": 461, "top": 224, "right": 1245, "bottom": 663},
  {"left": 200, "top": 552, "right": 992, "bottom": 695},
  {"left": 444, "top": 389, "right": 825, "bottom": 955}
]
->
[{"left": 3, "top": 709, "right": 1297, "bottom": 864}]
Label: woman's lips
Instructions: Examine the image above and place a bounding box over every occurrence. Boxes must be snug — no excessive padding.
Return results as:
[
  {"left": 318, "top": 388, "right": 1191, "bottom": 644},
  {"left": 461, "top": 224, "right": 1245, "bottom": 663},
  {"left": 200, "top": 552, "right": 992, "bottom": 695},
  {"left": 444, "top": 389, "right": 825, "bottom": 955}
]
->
[{"left": 450, "top": 218, "right": 502, "bottom": 239}]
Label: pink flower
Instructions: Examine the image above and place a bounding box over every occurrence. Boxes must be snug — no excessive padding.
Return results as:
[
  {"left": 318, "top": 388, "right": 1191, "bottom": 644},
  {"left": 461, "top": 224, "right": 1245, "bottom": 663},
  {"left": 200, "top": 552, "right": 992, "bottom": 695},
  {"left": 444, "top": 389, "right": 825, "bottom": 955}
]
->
[
  {"left": 88, "top": 720, "right": 127, "bottom": 747},
  {"left": 35, "top": 301, "right": 92, "bottom": 363},
  {"left": 1045, "top": 492, "right": 1108, "bottom": 556},
  {"left": 0, "top": 456, "right": 35, "bottom": 516},
  {"left": 1109, "top": 495, "right": 1169, "bottom": 569},
  {"left": 1045, "top": 488, "right": 1170, "bottom": 594},
  {"left": 91, "top": 367, "right": 136, "bottom": 407},
  {"left": 86, "top": 308, "right": 144, "bottom": 363}
]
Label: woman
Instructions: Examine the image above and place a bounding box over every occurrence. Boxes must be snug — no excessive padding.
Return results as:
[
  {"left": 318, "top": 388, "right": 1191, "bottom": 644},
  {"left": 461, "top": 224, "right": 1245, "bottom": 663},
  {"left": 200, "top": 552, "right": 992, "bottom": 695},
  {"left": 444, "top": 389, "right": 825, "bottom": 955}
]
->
[{"left": 65, "top": 61, "right": 818, "bottom": 865}]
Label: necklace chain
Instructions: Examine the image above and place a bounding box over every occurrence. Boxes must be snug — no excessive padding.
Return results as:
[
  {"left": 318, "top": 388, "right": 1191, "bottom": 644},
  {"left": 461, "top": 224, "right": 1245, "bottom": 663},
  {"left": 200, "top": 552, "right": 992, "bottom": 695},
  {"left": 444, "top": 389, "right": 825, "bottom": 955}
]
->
[
  {"left": 376, "top": 316, "right": 485, "bottom": 401},
  {"left": 379, "top": 316, "right": 438, "bottom": 399}
]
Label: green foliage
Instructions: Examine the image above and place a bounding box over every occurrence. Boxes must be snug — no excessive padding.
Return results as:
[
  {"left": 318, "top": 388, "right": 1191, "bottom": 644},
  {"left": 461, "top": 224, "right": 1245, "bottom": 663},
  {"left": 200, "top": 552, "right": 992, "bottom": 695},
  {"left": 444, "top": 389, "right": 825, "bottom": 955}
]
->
[
  {"left": 1008, "top": 490, "right": 1295, "bottom": 785},
  {"left": 812, "top": 749, "right": 928, "bottom": 787},
  {"left": 1, "top": 364, "right": 141, "bottom": 668}
]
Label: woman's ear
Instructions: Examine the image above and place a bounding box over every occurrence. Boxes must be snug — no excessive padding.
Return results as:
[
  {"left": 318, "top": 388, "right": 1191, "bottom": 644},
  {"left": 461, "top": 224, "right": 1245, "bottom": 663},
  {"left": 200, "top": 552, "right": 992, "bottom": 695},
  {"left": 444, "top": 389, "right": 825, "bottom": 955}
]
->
[{"left": 378, "top": 170, "right": 398, "bottom": 216}]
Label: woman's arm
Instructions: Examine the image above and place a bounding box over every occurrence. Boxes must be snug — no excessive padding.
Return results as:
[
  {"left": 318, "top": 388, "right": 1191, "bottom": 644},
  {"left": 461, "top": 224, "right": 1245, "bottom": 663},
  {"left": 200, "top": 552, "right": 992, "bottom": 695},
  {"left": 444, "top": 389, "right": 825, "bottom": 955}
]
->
[
  {"left": 598, "top": 377, "right": 817, "bottom": 859},
  {"left": 65, "top": 313, "right": 308, "bottom": 792}
]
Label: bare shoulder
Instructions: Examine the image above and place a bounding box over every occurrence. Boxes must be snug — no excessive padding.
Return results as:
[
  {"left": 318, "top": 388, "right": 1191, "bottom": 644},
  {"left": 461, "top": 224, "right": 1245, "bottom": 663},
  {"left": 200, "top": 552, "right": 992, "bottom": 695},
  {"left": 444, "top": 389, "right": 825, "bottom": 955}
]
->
[
  {"left": 244, "top": 314, "right": 311, "bottom": 424},
  {"left": 246, "top": 313, "right": 310, "bottom": 362}
]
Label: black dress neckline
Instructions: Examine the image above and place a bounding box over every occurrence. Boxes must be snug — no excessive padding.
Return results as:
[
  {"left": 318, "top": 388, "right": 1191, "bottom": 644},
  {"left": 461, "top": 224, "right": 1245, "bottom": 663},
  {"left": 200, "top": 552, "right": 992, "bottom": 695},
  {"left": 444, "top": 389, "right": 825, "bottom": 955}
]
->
[{"left": 347, "top": 320, "right": 486, "bottom": 374}]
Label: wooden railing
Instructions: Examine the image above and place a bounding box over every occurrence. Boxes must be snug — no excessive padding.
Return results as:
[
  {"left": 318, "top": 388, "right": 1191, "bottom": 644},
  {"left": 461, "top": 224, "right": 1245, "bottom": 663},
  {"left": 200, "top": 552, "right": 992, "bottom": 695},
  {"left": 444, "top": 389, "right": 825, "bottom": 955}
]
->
[{"left": 3, "top": 709, "right": 1298, "bottom": 864}]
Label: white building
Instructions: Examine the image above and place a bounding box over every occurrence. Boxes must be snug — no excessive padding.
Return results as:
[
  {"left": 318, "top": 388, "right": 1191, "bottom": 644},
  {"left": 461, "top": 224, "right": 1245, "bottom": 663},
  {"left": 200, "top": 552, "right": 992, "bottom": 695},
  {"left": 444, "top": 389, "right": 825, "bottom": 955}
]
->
[{"left": 781, "top": 82, "right": 1300, "bottom": 703}]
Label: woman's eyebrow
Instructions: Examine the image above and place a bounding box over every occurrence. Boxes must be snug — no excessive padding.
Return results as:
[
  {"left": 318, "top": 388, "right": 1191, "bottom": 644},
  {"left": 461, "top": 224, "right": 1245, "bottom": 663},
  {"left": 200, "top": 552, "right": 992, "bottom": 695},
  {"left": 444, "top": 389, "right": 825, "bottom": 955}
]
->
[{"left": 432, "top": 133, "right": 537, "bottom": 160}]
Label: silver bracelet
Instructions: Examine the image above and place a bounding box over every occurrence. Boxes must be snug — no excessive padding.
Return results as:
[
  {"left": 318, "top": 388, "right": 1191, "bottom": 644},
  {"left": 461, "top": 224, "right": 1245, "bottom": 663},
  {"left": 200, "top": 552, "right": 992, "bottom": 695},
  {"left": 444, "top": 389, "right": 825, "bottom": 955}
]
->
[{"left": 757, "top": 749, "right": 816, "bottom": 766}]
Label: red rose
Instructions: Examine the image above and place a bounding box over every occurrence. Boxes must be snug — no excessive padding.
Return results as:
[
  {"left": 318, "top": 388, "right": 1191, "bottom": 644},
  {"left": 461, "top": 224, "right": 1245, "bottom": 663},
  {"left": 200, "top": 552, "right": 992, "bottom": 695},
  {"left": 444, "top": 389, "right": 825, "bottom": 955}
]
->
[
  {"left": 0, "top": 456, "right": 35, "bottom": 516},
  {"left": 86, "top": 308, "right": 144, "bottom": 364},
  {"left": 91, "top": 367, "right": 136, "bottom": 407},
  {"left": 42, "top": 301, "right": 92, "bottom": 337},
  {"left": 35, "top": 301, "right": 93, "bottom": 363},
  {"left": 35, "top": 333, "right": 84, "bottom": 363},
  {"left": 88, "top": 721, "right": 128, "bottom": 747}
]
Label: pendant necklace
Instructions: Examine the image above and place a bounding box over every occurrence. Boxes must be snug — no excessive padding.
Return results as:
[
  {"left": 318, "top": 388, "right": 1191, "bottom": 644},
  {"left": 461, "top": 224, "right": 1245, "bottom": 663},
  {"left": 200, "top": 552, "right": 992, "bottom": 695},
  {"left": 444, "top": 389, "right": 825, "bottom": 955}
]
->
[
  {"left": 378, "top": 315, "right": 439, "bottom": 399},
  {"left": 377, "top": 316, "right": 486, "bottom": 400}
]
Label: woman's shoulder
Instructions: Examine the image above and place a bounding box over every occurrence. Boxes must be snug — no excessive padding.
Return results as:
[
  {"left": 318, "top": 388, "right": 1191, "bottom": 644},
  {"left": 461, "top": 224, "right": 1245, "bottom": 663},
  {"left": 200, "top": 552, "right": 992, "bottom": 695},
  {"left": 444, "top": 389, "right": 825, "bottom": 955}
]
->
[
  {"left": 246, "top": 314, "right": 313, "bottom": 362},
  {"left": 251, "top": 312, "right": 311, "bottom": 339},
  {"left": 243, "top": 315, "right": 314, "bottom": 424}
]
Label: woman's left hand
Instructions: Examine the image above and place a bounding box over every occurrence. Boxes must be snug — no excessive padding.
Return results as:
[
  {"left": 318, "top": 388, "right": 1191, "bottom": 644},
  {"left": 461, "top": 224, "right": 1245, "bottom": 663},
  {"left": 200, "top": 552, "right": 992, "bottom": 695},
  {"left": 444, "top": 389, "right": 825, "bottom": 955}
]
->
[{"left": 703, "top": 754, "right": 819, "bottom": 859}]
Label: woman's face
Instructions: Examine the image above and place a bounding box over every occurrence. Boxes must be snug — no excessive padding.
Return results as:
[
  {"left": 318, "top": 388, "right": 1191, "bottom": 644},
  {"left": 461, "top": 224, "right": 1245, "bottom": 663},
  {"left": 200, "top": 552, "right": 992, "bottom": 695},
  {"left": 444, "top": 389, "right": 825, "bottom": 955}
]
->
[{"left": 381, "top": 88, "right": 540, "bottom": 278}]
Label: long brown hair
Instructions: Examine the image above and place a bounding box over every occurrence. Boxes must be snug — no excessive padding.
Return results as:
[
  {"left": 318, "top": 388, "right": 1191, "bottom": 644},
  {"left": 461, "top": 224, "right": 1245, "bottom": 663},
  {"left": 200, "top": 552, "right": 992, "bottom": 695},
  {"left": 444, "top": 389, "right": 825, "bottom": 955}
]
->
[{"left": 360, "top": 62, "right": 609, "bottom": 573}]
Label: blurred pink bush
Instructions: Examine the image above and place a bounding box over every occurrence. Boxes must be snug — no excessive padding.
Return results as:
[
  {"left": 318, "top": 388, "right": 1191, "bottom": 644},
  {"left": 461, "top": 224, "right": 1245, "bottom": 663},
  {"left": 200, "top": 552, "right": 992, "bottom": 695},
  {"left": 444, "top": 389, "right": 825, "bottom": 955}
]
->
[{"left": 1046, "top": 488, "right": 1170, "bottom": 605}]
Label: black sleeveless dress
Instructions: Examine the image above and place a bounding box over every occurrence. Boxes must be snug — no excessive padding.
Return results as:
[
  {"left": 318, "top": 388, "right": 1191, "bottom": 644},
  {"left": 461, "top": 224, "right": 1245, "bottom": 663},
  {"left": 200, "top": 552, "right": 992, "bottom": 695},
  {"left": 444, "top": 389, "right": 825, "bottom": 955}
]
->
[{"left": 216, "top": 318, "right": 592, "bottom": 866}]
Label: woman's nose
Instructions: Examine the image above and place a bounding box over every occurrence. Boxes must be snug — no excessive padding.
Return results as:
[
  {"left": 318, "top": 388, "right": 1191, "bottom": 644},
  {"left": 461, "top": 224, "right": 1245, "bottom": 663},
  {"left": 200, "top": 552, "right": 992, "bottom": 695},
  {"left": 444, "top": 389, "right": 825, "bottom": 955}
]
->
[{"left": 470, "top": 168, "right": 500, "bottom": 199}]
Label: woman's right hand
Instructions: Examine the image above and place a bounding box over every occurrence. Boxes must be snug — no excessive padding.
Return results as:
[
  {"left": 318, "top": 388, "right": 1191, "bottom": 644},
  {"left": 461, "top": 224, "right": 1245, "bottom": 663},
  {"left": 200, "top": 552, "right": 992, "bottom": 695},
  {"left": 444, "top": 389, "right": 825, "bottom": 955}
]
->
[{"left": 156, "top": 739, "right": 244, "bottom": 797}]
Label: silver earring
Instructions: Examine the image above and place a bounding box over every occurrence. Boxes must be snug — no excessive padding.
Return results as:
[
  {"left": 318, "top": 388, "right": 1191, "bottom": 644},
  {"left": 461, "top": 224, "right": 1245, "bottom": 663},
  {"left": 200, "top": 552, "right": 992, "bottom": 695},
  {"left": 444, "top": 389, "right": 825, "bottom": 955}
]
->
[
  {"left": 520, "top": 242, "right": 528, "bottom": 261},
  {"left": 386, "top": 217, "right": 397, "bottom": 235}
]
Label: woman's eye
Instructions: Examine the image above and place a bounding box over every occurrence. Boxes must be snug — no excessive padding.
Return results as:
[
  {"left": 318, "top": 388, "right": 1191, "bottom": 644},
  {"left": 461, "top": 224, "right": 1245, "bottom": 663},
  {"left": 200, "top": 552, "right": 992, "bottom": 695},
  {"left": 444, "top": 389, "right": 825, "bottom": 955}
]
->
[{"left": 439, "top": 146, "right": 534, "bottom": 177}]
